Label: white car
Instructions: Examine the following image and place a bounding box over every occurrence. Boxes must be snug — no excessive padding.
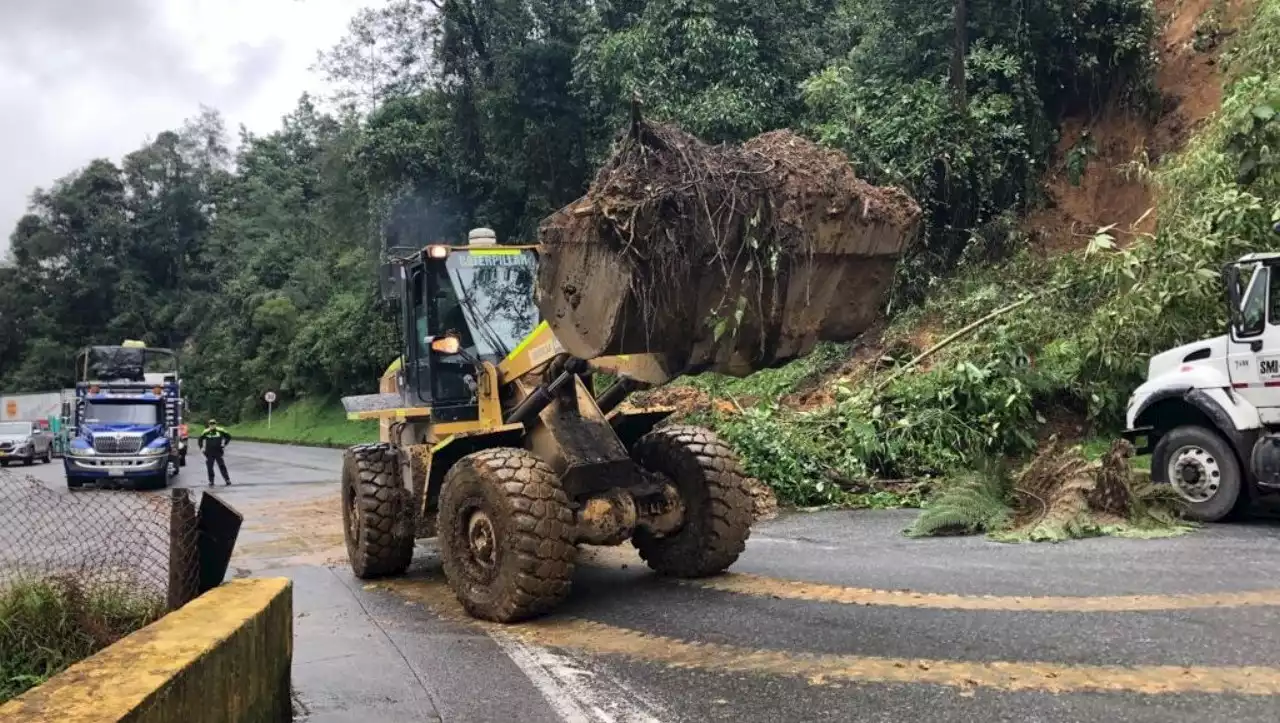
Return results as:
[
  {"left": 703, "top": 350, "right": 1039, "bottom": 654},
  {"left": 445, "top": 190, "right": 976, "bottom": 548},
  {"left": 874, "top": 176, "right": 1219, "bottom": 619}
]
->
[{"left": 0, "top": 420, "right": 54, "bottom": 466}]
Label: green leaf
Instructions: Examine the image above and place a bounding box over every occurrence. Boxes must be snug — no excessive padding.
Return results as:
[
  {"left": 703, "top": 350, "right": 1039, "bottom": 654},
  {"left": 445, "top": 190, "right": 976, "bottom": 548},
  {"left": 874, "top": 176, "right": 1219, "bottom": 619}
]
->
[{"left": 1252, "top": 104, "right": 1276, "bottom": 121}]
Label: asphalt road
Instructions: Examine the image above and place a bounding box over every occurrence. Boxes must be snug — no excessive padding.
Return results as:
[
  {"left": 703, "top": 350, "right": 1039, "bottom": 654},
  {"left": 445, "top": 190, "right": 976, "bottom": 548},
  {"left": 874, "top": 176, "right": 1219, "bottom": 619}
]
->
[{"left": 17, "top": 442, "right": 1280, "bottom": 722}]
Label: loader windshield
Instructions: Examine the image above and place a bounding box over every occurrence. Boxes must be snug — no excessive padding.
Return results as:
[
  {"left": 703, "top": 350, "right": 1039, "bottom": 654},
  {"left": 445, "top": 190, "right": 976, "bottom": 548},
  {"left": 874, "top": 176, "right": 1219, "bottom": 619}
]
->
[{"left": 442, "top": 249, "right": 539, "bottom": 360}]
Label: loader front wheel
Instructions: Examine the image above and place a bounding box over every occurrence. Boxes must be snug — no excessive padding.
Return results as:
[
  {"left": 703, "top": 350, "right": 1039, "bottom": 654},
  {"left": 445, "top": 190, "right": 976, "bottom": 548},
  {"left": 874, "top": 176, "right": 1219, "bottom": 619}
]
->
[
  {"left": 438, "top": 448, "right": 576, "bottom": 622},
  {"left": 631, "top": 425, "right": 753, "bottom": 577},
  {"left": 342, "top": 443, "right": 414, "bottom": 579}
]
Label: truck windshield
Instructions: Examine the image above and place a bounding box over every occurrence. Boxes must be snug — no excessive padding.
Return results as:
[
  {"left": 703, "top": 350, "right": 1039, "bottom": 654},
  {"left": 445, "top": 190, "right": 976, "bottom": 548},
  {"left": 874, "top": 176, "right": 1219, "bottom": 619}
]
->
[
  {"left": 83, "top": 403, "right": 159, "bottom": 425},
  {"left": 0, "top": 422, "right": 32, "bottom": 435},
  {"left": 442, "top": 249, "right": 540, "bottom": 359}
]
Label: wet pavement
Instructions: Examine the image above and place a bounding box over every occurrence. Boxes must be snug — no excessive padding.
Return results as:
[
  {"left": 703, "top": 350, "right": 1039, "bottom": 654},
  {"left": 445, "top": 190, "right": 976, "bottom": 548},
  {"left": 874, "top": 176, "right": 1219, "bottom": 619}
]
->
[{"left": 19, "top": 442, "right": 1280, "bottom": 722}]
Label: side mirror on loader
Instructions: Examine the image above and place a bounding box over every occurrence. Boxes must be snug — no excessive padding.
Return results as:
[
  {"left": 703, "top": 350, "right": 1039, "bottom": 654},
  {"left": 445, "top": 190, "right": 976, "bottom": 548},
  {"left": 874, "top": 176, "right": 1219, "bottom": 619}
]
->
[{"left": 379, "top": 262, "right": 402, "bottom": 302}]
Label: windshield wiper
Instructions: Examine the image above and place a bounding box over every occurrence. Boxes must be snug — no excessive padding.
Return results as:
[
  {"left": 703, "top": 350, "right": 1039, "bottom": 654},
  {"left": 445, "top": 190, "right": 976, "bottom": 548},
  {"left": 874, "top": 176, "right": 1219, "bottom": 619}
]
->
[{"left": 449, "top": 268, "right": 511, "bottom": 357}]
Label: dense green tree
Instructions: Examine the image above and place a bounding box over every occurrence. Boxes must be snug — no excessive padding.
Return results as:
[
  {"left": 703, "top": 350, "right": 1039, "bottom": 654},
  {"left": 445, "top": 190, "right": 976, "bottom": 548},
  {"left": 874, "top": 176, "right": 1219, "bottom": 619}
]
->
[{"left": 0, "top": 0, "right": 1159, "bottom": 423}]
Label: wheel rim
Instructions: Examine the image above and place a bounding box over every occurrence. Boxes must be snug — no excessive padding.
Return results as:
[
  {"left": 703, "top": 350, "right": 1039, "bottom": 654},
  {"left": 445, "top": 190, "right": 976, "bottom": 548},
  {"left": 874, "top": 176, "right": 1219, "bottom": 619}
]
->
[
  {"left": 1167, "top": 445, "right": 1222, "bottom": 503},
  {"left": 466, "top": 509, "right": 498, "bottom": 573},
  {"left": 345, "top": 484, "right": 361, "bottom": 547}
]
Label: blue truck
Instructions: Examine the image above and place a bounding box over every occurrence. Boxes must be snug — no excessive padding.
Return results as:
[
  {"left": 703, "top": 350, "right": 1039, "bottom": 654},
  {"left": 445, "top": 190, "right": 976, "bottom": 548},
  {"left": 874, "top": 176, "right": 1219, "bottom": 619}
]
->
[{"left": 64, "top": 343, "right": 186, "bottom": 490}]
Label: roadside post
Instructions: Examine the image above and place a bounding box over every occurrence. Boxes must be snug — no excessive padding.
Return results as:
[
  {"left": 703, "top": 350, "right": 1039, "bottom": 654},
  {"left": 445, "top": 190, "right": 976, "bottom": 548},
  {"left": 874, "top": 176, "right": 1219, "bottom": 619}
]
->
[{"left": 264, "top": 391, "right": 277, "bottom": 429}]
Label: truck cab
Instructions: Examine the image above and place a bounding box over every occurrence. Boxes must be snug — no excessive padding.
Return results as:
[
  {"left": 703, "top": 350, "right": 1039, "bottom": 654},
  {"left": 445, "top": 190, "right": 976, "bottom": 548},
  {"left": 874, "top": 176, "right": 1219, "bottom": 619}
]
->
[
  {"left": 1124, "top": 240, "right": 1280, "bottom": 521},
  {"left": 64, "top": 344, "right": 185, "bottom": 490}
]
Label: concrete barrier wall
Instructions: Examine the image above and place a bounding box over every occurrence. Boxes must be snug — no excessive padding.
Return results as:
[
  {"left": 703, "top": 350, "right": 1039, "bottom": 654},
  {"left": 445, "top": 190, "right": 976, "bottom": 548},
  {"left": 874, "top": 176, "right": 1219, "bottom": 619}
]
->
[{"left": 1, "top": 577, "right": 293, "bottom": 723}]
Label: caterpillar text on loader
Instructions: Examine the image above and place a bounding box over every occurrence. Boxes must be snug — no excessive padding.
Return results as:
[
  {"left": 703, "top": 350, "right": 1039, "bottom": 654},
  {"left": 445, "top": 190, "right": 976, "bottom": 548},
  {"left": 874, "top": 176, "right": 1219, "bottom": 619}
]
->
[
  {"left": 1124, "top": 225, "right": 1280, "bottom": 522},
  {"left": 341, "top": 228, "right": 759, "bottom": 622}
]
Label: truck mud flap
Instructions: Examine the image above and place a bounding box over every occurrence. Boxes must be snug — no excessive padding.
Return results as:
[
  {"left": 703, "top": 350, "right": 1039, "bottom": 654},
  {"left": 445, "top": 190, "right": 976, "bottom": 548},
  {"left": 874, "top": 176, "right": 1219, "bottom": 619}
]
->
[{"left": 197, "top": 492, "right": 243, "bottom": 593}]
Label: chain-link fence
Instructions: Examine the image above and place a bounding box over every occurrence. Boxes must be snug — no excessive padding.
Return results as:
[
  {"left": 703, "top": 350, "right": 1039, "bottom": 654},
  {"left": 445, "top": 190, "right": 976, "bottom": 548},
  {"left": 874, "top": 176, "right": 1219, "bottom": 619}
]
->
[{"left": 0, "top": 470, "right": 201, "bottom": 610}]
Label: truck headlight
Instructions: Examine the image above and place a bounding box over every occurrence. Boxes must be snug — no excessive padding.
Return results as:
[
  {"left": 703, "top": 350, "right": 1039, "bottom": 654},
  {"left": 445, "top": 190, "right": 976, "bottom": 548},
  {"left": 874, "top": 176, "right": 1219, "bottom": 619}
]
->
[
  {"left": 69, "top": 446, "right": 95, "bottom": 457},
  {"left": 142, "top": 446, "right": 167, "bottom": 457}
]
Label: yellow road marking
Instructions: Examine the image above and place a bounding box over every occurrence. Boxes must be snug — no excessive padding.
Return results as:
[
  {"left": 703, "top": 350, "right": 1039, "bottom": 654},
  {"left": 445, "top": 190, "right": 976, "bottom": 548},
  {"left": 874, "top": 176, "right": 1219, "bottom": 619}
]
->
[
  {"left": 575, "top": 546, "right": 1280, "bottom": 613},
  {"left": 379, "top": 577, "right": 1280, "bottom": 696},
  {"left": 686, "top": 573, "right": 1280, "bottom": 612}
]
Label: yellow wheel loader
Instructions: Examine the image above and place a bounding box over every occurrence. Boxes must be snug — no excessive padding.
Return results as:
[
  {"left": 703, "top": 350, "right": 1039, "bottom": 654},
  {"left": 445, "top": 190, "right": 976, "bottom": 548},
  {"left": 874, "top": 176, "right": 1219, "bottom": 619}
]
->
[
  {"left": 341, "top": 229, "right": 761, "bottom": 622},
  {"left": 340, "top": 122, "right": 921, "bottom": 623}
]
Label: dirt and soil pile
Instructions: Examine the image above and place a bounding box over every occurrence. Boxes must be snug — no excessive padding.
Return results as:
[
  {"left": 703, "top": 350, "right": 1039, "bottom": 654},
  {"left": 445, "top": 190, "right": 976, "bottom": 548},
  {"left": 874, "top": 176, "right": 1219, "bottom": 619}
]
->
[{"left": 538, "top": 120, "right": 922, "bottom": 377}]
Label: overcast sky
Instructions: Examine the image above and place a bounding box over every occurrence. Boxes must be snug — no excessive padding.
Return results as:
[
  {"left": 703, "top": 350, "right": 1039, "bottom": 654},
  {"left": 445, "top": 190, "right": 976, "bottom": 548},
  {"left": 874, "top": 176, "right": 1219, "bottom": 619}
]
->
[{"left": 0, "top": 0, "right": 380, "bottom": 253}]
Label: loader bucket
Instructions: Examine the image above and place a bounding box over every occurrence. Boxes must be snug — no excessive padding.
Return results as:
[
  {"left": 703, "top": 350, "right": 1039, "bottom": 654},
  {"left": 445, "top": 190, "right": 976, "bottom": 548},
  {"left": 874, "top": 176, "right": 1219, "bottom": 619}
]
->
[{"left": 537, "top": 123, "right": 921, "bottom": 377}]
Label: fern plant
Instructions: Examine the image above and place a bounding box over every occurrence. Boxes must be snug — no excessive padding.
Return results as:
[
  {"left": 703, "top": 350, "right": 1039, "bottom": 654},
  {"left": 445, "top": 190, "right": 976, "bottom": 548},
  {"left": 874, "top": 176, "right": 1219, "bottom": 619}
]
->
[{"left": 905, "top": 467, "right": 1012, "bottom": 538}]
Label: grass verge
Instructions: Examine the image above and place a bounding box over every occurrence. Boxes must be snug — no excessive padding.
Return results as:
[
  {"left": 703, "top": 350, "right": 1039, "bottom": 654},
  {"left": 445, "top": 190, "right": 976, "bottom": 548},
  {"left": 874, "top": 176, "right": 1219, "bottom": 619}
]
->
[
  {"left": 0, "top": 577, "right": 162, "bottom": 703},
  {"left": 194, "top": 397, "right": 377, "bottom": 448}
]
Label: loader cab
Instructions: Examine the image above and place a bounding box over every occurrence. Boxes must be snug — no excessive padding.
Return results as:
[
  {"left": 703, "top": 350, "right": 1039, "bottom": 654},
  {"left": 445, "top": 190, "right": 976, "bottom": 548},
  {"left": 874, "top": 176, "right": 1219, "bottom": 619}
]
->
[{"left": 399, "top": 230, "right": 540, "bottom": 422}]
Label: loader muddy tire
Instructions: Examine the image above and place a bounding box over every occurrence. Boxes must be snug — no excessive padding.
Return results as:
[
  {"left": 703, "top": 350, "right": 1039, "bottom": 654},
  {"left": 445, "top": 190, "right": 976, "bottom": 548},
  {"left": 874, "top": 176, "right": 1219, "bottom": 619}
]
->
[
  {"left": 630, "top": 425, "right": 753, "bottom": 577},
  {"left": 342, "top": 443, "right": 414, "bottom": 579},
  {"left": 438, "top": 448, "right": 575, "bottom": 623}
]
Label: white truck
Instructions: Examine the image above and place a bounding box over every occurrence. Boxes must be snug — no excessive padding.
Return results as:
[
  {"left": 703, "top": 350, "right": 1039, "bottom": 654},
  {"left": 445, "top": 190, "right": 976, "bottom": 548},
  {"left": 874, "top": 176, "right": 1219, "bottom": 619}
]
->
[{"left": 1124, "top": 244, "right": 1280, "bottom": 522}]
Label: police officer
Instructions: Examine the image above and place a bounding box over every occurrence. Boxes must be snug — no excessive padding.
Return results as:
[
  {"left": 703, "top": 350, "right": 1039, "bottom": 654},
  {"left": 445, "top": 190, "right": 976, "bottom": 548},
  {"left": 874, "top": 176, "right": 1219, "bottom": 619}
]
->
[{"left": 198, "top": 419, "right": 232, "bottom": 487}]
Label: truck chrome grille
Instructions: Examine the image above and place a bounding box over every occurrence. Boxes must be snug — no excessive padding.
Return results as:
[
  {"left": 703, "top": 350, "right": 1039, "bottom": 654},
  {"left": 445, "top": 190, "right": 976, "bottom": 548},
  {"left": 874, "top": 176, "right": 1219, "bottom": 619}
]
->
[{"left": 93, "top": 435, "right": 144, "bottom": 455}]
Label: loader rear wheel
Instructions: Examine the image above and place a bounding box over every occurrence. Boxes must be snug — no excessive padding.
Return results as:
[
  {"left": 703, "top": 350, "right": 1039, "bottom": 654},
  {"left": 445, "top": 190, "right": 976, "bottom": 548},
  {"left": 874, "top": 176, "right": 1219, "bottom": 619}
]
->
[
  {"left": 342, "top": 443, "right": 414, "bottom": 579},
  {"left": 630, "top": 425, "right": 753, "bottom": 577},
  {"left": 438, "top": 448, "right": 576, "bottom": 623}
]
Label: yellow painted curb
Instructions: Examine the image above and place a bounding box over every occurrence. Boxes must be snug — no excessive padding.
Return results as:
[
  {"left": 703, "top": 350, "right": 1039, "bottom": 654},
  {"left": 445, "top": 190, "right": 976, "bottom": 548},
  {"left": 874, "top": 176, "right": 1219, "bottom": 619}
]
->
[{"left": 1, "top": 577, "right": 293, "bottom": 723}]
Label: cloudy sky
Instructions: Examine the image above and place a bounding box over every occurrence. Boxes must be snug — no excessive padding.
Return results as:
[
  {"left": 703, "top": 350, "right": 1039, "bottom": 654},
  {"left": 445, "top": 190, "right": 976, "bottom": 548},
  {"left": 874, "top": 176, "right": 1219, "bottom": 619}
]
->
[{"left": 0, "top": 0, "right": 380, "bottom": 253}]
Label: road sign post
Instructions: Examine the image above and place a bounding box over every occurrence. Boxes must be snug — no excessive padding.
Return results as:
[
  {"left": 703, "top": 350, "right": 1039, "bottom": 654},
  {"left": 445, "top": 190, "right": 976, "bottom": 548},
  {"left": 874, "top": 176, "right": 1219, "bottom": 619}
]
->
[{"left": 264, "top": 391, "right": 277, "bottom": 429}]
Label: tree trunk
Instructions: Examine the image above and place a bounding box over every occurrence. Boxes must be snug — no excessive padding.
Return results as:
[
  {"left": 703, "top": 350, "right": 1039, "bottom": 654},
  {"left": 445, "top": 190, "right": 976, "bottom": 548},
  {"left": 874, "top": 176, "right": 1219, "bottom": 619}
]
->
[{"left": 950, "top": 0, "right": 968, "bottom": 112}]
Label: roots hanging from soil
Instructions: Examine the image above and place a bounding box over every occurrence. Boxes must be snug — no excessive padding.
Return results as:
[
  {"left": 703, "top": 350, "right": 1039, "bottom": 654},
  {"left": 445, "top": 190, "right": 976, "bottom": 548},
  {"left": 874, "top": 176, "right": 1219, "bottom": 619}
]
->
[{"left": 538, "top": 119, "right": 922, "bottom": 376}]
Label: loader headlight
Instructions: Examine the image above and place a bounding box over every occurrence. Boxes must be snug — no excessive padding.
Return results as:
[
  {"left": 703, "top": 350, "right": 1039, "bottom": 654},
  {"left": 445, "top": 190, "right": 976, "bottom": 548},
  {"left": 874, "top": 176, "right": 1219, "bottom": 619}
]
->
[{"left": 430, "top": 335, "right": 462, "bottom": 355}]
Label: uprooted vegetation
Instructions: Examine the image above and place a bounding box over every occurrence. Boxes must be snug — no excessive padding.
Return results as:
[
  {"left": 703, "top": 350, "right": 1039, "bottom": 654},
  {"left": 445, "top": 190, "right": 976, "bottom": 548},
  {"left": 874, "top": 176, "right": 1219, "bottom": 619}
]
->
[
  {"left": 906, "top": 439, "right": 1193, "bottom": 541},
  {"left": 538, "top": 119, "right": 920, "bottom": 376}
]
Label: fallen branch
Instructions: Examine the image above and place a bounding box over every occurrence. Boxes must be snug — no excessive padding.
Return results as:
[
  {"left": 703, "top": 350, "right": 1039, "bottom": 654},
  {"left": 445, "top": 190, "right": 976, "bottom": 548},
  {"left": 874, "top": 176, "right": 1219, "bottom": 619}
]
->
[{"left": 873, "top": 292, "right": 1044, "bottom": 392}]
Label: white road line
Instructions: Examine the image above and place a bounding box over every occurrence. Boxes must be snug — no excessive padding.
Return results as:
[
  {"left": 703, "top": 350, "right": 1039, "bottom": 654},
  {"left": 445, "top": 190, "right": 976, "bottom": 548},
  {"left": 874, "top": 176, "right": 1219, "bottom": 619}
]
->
[{"left": 492, "top": 632, "right": 669, "bottom": 723}]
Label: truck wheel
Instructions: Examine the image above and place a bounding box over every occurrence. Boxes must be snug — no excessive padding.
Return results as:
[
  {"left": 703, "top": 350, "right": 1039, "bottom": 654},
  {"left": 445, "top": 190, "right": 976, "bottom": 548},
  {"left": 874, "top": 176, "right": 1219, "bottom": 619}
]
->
[
  {"left": 342, "top": 443, "right": 414, "bottom": 579},
  {"left": 23, "top": 456, "right": 33, "bottom": 466},
  {"left": 438, "top": 448, "right": 575, "bottom": 623},
  {"left": 630, "top": 425, "right": 753, "bottom": 577},
  {"left": 41, "top": 450, "right": 51, "bottom": 464},
  {"left": 1152, "top": 425, "right": 1244, "bottom": 522}
]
